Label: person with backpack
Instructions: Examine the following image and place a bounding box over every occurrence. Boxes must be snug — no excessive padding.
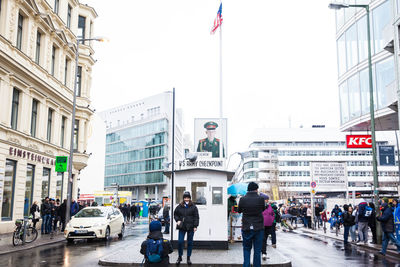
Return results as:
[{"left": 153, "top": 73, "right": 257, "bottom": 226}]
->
[
  {"left": 393, "top": 199, "right": 400, "bottom": 242},
  {"left": 357, "top": 202, "right": 371, "bottom": 244},
  {"left": 261, "top": 195, "right": 275, "bottom": 261},
  {"left": 377, "top": 201, "right": 400, "bottom": 256},
  {"left": 174, "top": 191, "right": 199, "bottom": 265},
  {"left": 140, "top": 220, "right": 173, "bottom": 266}
]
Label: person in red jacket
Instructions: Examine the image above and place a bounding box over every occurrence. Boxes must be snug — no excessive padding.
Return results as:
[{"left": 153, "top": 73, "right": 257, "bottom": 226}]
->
[{"left": 261, "top": 194, "right": 275, "bottom": 261}]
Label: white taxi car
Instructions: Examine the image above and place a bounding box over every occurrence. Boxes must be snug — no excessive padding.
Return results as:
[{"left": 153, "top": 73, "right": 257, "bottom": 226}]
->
[{"left": 64, "top": 206, "right": 124, "bottom": 242}]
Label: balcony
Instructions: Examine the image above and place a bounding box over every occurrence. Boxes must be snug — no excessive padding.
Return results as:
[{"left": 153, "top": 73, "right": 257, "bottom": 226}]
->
[{"left": 73, "top": 152, "right": 90, "bottom": 171}]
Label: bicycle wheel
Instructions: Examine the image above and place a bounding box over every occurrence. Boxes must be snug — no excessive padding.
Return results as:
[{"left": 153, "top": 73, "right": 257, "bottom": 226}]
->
[
  {"left": 25, "top": 227, "right": 38, "bottom": 243},
  {"left": 12, "top": 230, "right": 23, "bottom": 246}
]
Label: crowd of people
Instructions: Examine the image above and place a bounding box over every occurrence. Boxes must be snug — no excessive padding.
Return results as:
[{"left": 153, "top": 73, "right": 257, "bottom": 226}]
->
[
  {"left": 30, "top": 197, "right": 82, "bottom": 235},
  {"left": 118, "top": 203, "right": 141, "bottom": 223}
]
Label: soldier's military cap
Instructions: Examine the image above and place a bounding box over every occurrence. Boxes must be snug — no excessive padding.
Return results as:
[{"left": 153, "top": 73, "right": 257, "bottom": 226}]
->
[{"left": 204, "top": 121, "right": 218, "bottom": 130}]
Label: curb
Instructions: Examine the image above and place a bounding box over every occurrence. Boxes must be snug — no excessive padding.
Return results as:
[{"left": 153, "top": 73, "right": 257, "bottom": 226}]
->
[
  {"left": 295, "top": 228, "right": 400, "bottom": 259},
  {"left": 98, "top": 260, "right": 292, "bottom": 267},
  {"left": 0, "top": 236, "right": 65, "bottom": 256}
]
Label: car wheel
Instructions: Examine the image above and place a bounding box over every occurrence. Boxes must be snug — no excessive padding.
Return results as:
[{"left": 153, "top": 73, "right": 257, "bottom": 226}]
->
[
  {"left": 104, "top": 227, "right": 110, "bottom": 241},
  {"left": 67, "top": 238, "right": 74, "bottom": 244},
  {"left": 118, "top": 224, "right": 125, "bottom": 239}
]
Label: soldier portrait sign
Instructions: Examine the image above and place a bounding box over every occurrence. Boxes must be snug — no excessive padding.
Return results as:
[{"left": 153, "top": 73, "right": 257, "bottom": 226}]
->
[{"left": 194, "top": 118, "right": 227, "bottom": 158}]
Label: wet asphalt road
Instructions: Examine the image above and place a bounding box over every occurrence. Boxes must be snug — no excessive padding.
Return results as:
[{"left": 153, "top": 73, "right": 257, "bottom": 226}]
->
[
  {"left": 278, "top": 230, "right": 400, "bottom": 267},
  {"left": 0, "top": 220, "right": 149, "bottom": 267},
  {"left": 0, "top": 220, "right": 399, "bottom": 267}
]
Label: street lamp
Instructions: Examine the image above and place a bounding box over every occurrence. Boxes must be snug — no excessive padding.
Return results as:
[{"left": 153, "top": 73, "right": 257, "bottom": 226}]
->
[
  {"left": 65, "top": 37, "right": 107, "bottom": 224},
  {"left": 329, "top": 2, "right": 381, "bottom": 243}
]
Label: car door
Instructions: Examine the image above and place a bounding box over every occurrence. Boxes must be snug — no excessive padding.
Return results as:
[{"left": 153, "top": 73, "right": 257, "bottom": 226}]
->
[{"left": 113, "top": 209, "right": 123, "bottom": 233}]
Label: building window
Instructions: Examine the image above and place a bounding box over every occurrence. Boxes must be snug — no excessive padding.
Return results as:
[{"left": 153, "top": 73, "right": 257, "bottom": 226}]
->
[
  {"left": 16, "top": 13, "right": 23, "bottom": 50},
  {"left": 67, "top": 5, "right": 72, "bottom": 28},
  {"left": 47, "top": 108, "right": 53, "bottom": 142},
  {"left": 56, "top": 173, "right": 63, "bottom": 200},
  {"left": 54, "top": 0, "right": 59, "bottom": 14},
  {"left": 191, "top": 182, "right": 207, "bottom": 205},
  {"left": 51, "top": 46, "right": 56, "bottom": 75},
  {"left": 64, "top": 59, "right": 69, "bottom": 86},
  {"left": 1, "top": 160, "right": 16, "bottom": 220},
  {"left": 24, "top": 164, "right": 35, "bottom": 217},
  {"left": 74, "top": 119, "right": 79, "bottom": 151},
  {"left": 212, "top": 187, "right": 223, "bottom": 205},
  {"left": 76, "top": 66, "right": 82, "bottom": 96},
  {"left": 337, "top": 33, "right": 346, "bottom": 77},
  {"left": 11, "top": 88, "right": 19, "bottom": 130},
  {"left": 372, "top": 0, "right": 391, "bottom": 54},
  {"left": 357, "top": 16, "right": 368, "bottom": 63},
  {"left": 345, "top": 23, "right": 358, "bottom": 70},
  {"left": 348, "top": 73, "right": 361, "bottom": 119},
  {"left": 30, "top": 99, "right": 38, "bottom": 137},
  {"left": 175, "top": 187, "right": 185, "bottom": 205},
  {"left": 339, "top": 81, "right": 349, "bottom": 124},
  {"left": 42, "top": 168, "right": 51, "bottom": 199},
  {"left": 375, "top": 57, "right": 395, "bottom": 109},
  {"left": 78, "top": 15, "right": 86, "bottom": 40},
  {"left": 61, "top": 116, "right": 66, "bottom": 147},
  {"left": 35, "top": 31, "right": 41, "bottom": 64}
]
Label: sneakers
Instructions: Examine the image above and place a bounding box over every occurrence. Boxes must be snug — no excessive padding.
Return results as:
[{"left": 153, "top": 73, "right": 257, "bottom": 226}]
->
[
  {"left": 272, "top": 244, "right": 276, "bottom": 248},
  {"left": 262, "top": 254, "right": 267, "bottom": 261}
]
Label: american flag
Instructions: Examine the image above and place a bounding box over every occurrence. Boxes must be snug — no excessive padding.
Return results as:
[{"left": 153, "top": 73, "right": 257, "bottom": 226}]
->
[{"left": 210, "top": 3, "right": 223, "bottom": 35}]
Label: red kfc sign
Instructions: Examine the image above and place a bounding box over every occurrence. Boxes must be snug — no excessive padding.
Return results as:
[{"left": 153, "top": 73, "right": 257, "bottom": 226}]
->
[{"left": 346, "top": 135, "right": 372, "bottom": 148}]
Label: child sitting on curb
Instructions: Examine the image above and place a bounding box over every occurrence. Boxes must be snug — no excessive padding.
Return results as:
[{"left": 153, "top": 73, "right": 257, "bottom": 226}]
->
[{"left": 140, "top": 221, "right": 173, "bottom": 266}]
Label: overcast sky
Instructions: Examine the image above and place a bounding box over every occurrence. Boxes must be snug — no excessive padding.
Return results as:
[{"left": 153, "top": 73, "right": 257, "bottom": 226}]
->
[{"left": 78, "top": 0, "right": 340, "bottom": 193}]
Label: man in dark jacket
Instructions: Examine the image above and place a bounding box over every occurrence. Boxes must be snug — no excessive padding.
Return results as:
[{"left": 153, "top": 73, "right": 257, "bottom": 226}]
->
[
  {"left": 140, "top": 221, "right": 173, "bottom": 266},
  {"left": 368, "top": 202, "right": 377, "bottom": 244},
  {"left": 40, "top": 197, "right": 51, "bottom": 234},
  {"left": 377, "top": 202, "right": 400, "bottom": 255},
  {"left": 238, "top": 182, "right": 265, "bottom": 267},
  {"left": 163, "top": 205, "right": 170, "bottom": 234},
  {"left": 130, "top": 204, "right": 137, "bottom": 222},
  {"left": 174, "top": 191, "right": 199, "bottom": 265},
  {"left": 59, "top": 199, "right": 67, "bottom": 231}
]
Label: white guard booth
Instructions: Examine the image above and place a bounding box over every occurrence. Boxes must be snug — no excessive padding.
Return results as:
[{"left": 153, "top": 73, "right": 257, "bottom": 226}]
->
[{"left": 165, "top": 167, "right": 234, "bottom": 250}]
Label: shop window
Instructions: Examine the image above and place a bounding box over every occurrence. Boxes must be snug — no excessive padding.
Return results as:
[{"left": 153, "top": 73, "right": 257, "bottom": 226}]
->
[
  {"left": 175, "top": 187, "right": 185, "bottom": 204},
  {"left": 1, "top": 160, "right": 16, "bottom": 220},
  {"left": 42, "top": 168, "right": 50, "bottom": 199},
  {"left": 24, "top": 164, "right": 35, "bottom": 217},
  {"left": 212, "top": 187, "right": 223, "bottom": 205},
  {"left": 191, "top": 182, "right": 207, "bottom": 205}
]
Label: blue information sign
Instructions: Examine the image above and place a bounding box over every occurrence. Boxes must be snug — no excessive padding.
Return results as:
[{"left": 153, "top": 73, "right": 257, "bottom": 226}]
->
[{"left": 378, "top": 145, "right": 395, "bottom": 166}]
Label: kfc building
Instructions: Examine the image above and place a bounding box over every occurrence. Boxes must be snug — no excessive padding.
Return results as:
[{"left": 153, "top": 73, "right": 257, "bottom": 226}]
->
[{"left": 234, "top": 127, "right": 399, "bottom": 198}]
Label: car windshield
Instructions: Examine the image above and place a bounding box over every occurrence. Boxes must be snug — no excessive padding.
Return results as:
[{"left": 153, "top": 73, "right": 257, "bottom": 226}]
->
[{"left": 74, "top": 208, "right": 106, "bottom": 218}]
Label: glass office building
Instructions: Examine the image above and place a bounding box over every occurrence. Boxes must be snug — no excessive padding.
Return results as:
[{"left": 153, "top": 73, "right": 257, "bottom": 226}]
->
[
  {"left": 335, "top": 0, "right": 399, "bottom": 131},
  {"left": 100, "top": 92, "right": 183, "bottom": 200}
]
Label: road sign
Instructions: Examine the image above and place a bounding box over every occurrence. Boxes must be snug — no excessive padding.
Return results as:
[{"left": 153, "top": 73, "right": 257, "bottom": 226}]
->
[
  {"left": 311, "top": 181, "right": 316, "bottom": 188},
  {"left": 55, "top": 156, "right": 68, "bottom": 172},
  {"left": 311, "top": 189, "right": 316, "bottom": 194},
  {"left": 378, "top": 145, "right": 395, "bottom": 166},
  {"left": 310, "top": 162, "right": 347, "bottom": 190}
]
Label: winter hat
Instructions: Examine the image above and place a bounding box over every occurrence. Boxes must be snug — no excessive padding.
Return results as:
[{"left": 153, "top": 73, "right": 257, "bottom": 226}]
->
[
  {"left": 149, "top": 220, "right": 162, "bottom": 232},
  {"left": 260, "top": 193, "right": 269, "bottom": 200},
  {"left": 183, "top": 191, "right": 191, "bottom": 199},
  {"left": 247, "top": 182, "right": 259, "bottom": 192}
]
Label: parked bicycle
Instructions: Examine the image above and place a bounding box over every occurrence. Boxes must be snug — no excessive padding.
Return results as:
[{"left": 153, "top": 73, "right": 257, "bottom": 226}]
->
[{"left": 12, "top": 216, "right": 38, "bottom": 246}]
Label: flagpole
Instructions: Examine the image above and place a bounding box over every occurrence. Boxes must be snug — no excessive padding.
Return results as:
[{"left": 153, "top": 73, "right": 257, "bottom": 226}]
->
[{"left": 219, "top": 0, "right": 223, "bottom": 119}]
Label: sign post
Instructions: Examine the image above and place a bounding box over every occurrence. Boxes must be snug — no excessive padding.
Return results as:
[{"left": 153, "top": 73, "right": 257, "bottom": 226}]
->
[
  {"left": 55, "top": 156, "right": 68, "bottom": 173},
  {"left": 310, "top": 182, "right": 316, "bottom": 230}
]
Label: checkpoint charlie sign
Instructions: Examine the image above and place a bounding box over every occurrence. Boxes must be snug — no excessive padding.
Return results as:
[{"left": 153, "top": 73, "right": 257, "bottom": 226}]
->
[
  {"left": 178, "top": 159, "right": 225, "bottom": 170},
  {"left": 310, "top": 162, "right": 347, "bottom": 191}
]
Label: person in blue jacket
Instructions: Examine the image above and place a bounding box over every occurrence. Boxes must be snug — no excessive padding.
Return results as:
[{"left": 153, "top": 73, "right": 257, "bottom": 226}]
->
[
  {"left": 377, "top": 201, "right": 400, "bottom": 256},
  {"left": 71, "top": 199, "right": 79, "bottom": 216},
  {"left": 393, "top": 199, "right": 400, "bottom": 242}
]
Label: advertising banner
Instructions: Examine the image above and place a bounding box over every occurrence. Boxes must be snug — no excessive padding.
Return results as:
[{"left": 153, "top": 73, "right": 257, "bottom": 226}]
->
[
  {"left": 194, "top": 118, "right": 227, "bottom": 158},
  {"left": 346, "top": 135, "right": 372, "bottom": 148}
]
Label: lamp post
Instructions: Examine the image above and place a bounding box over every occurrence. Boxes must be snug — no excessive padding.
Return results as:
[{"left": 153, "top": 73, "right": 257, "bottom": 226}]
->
[
  {"left": 329, "top": 2, "right": 381, "bottom": 243},
  {"left": 65, "top": 37, "right": 106, "bottom": 224}
]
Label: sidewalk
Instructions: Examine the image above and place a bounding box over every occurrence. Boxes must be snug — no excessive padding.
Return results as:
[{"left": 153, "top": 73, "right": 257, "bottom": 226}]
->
[
  {"left": 0, "top": 230, "right": 65, "bottom": 255},
  {"left": 294, "top": 224, "right": 400, "bottom": 258},
  {"left": 99, "top": 241, "right": 292, "bottom": 267}
]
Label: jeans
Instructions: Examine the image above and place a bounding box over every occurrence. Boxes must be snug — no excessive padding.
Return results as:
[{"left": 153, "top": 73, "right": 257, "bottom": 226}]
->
[
  {"left": 344, "top": 226, "right": 350, "bottom": 244},
  {"left": 164, "top": 216, "right": 170, "bottom": 233},
  {"left": 369, "top": 223, "right": 377, "bottom": 243},
  {"left": 242, "top": 229, "right": 263, "bottom": 267},
  {"left": 395, "top": 224, "right": 400, "bottom": 242},
  {"left": 178, "top": 230, "right": 194, "bottom": 257},
  {"left": 358, "top": 222, "right": 368, "bottom": 243},
  {"left": 350, "top": 225, "right": 356, "bottom": 241},
  {"left": 262, "top": 226, "right": 276, "bottom": 254},
  {"left": 381, "top": 231, "right": 400, "bottom": 254},
  {"left": 303, "top": 216, "right": 308, "bottom": 227},
  {"left": 41, "top": 214, "right": 51, "bottom": 234}
]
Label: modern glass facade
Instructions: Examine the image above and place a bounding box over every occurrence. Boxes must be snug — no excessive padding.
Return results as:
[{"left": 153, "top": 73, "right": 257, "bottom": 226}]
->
[
  {"left": 104, "top": 119, "right": 168, "bottom": 187},
  {"left": 335, "top": 0, "right": 396, "bottom": 126}
]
